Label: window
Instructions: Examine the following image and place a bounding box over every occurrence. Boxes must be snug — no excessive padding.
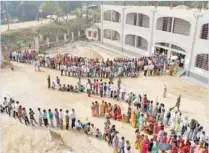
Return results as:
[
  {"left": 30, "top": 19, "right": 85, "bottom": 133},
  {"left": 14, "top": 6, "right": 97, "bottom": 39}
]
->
[
  {"left": 88, "top": 31, "right": 91, "bottom": 37},
  {"left": 195, "top": 54, "right": 208, "bottom": 71},
  {"left": 200, "top": 24, "right": 208, "bottom": 40}
]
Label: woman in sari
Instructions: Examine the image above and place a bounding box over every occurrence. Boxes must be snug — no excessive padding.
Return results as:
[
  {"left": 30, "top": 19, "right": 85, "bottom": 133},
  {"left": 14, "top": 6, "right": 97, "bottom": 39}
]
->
[
  {"left": 104, "top": 102, "right": 108, "bottom": 114},
  {"left": 141, "top": 135, "right": 150, "bottom": 153},
  {"left": 95, "top": 101, "right": 99, "bottom": 117},
  {"left": 91, "top": 102, "right": 96, "bottom": 117},
  {"left": 113, "top": 104, "right": 118, "bottom": 120},
  {"left": 135, "top": 129, "right": 140, "bottom": 149},
  {"left": 136, "top": 112, "right": 141, "bottom": 127},
  {"left": 99, "top": 101, "right": 105, "bottom": 117},
  {"left": 106, "top": 103, "right": 113, "bottom": 118},
  {"left": 127, "top": 107, "right": 132, "bottom": 124},
  {"left": 131, "top": 111, "right": 137, "bottom": 128},
  {"left": 153, "top": 122, "right": 160, "bottom": 141},
  {"left": 138, "top": 134, "right": 144, "bottom": 153},
  {"left": 116, "top": 106, "right": 122, "bottom": 121},
  {"left": 151, "top": 140, "right": 159, "bottom": 153}
]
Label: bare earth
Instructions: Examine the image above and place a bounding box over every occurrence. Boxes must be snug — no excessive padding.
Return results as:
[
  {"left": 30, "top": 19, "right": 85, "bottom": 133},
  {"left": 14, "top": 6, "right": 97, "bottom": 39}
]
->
[{"left": 0, "top": 42, "right": 208, "bottom": 153}]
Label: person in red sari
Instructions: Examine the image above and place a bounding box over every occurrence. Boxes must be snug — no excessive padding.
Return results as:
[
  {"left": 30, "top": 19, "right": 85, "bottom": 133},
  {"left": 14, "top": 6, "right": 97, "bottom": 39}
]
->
[
  {"left": 170, "top": 142, "right": 178, "bottom": 153},
  {"left": 117, "top": 105, "right": 122, "bottom": 121},
  {"left": 177, "top": 136, "right": 185, "bottom": 152},
  {"left": 182, "top": 140, "right": 191, "bottom": 153},
  {"left": 113, "top": 104, "right": 117, "bottom": 120},
  {"left": 153, "top": 122, "right": 160, "bottom": 141},
  {"left": 91, "top": 102, "right": 96, "bottom": 117},
  {"left": 141, "top": 135, "right": 150, "bottom": 153}
]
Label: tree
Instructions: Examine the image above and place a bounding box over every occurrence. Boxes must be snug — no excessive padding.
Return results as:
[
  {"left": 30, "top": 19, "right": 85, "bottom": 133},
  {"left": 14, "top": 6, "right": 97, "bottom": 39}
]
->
[{"left": 1, "top": 1, "right": 10, "bottom": 30}]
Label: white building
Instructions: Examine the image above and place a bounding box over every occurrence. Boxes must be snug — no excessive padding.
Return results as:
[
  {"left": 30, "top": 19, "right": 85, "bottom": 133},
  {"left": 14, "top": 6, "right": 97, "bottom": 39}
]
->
[{"left": 100, "top": 5, "right": 209, "bottom": 84}]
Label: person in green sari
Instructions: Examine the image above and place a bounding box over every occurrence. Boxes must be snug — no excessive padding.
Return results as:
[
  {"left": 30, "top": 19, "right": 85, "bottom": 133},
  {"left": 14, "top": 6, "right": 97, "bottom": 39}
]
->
[
  {"left": 136, "top": 112, "right": 141, "bottom": 128},
  {"left": 151, "top": 141, "right": 159, "bottom": 153}
]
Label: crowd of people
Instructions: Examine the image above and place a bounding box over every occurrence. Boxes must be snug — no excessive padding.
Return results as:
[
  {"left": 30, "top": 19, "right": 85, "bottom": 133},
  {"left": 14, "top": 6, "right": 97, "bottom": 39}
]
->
[
  {"left": 46, "top": 74, "right": 209, "bottom": 153},
  {"left": 10, "top": 49, "right": 181, "bottom": 78},
  {"left": 0, "top": 96, "right": 136, "bottom": 153},
  {"left": 89, "top": 96, "right": 208, "bottom": 153}
]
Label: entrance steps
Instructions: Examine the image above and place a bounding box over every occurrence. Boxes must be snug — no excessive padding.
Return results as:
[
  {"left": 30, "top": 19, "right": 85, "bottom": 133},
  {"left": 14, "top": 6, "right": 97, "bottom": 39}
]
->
[{"left": 175, "top": 67, "right": 186, "bottom": 77}]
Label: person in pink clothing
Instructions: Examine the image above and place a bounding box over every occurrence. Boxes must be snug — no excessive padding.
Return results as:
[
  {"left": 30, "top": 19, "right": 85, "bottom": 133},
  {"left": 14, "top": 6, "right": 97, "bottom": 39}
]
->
[{"left": 141, "top": 135, "right": 150, "bottom": 153}]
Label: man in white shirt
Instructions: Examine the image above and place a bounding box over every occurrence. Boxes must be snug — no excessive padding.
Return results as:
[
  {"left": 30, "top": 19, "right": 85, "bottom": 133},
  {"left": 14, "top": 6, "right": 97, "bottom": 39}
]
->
[
  {"left": 60, "top": 63, "right": 64, "bottom": 76},
  {"left": 75, "top": 120, "right": 82, "bottom": 131},
  {"left": 70, "top": 109, "right": 76, "bottom": 128},
  {"left": 199, "top": 131, "right": 205, "bottom": 142},
  {"left": 15, "top": 101, "right": 19, "bottom": 118},
  {"left": 119, "top": 136, "right": 125, "bottom": 153},
  {"left": 144, "top": 65, "right": 148, "bottom": 76},
  {"left": 37, "top": 108, "right": 43, "bottom": 126},
  {"left": 3, "top": 97, "right": 8, "bottom": 113}
]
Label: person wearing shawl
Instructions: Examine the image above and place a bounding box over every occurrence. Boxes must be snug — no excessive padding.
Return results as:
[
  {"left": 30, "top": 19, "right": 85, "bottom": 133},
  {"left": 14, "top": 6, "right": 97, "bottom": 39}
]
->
[
  {"left": 131, "top": 111, "right": 137, "bottom": 128},
  {"left": 91, "top": 102, "right": 96, "bottom": 117},
  {"left": 141, "top": 135, "right": 150, "bottom": 153},
  {"left": 99, "top": 101, "right": 105, "bottom": 117},
  {"left": 138, "top": 134, "right": 144, "bottom": 153},
  {"left": 151, "top": 140, "right": 159, "bottom": 153},
  {"left": 136, "top": 112, "right": 141, "bottom": 127},
  {"left": 116, "top": 105, "right": 122, "bottom": 121},
  {"left": 135, "top": 129, "right": 140, "bottom": 149},
  {"left": 113, "top": 104, "right": 118, "bottom": 120},
  {"left": 153, "top": 122, "right": 160, "bottom": 141},
  {"left": 95, "top": 101, "right": 99, "bottom": 117}
]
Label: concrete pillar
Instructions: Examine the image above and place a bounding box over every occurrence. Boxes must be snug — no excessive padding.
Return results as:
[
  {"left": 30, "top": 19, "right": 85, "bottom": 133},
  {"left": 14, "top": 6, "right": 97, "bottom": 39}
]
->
[
  {"left": 34, "top": 37, "right": 40, "bottom": 53},
  {"left": 148, "top": 9, "right": 157, "bottom": 56},
  {"left": 39, "top": 34, "right": 43, "bottom": 42},
  {"left": 56, "top": 35, "right": 59, "bottom": 42},
  {"left": 64, "top": 33, "right": 67, "bottom": 42},
  {"left": 71, "top": 32, "right": 74, "bottom": 41},
  {"left": 46, "top": 37, "right": 49, "bottom": 48},
  {"left": 101, "top": 3, "right": 104, "bottom": 44},
  {"left": 78, "top": 31, "right": 81, "bottom": 37}
]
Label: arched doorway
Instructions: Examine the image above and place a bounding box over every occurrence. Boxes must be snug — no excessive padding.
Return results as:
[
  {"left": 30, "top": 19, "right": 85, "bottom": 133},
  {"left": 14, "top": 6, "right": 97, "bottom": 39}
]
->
[{"left": 155, "top": 42, "right": 186, "bottom": 68}]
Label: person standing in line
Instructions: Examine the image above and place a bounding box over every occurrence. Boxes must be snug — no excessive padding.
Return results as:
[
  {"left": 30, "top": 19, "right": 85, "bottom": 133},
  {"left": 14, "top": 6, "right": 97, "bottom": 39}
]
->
[
  {"left": 3, "top": 97, "right": 8, "bottom": 113},
  {"left": 65, "top": 110, "right": 70, "bottom": 130},
  {"left": 54, "top": 108, "right": 60, "bottom": 127},
  {"left": 42, "top": 109, "right": 48, "bottom": 127},
  {"left": 17, "top": 105, "right": 23, "bottom": 123},
  {"left": 100, "top": 83, "right": 104, "bottom": 97},
  {"left": 12, "top": 100, "right": 16, "bottom": 118},
  {"left": 15, "top": 101, "right": 19, "bottom": 117},
  {"left": 165, "top": 108, "right": 172, "bottom": 127},
  {"left": 47, "top": 75, "right": 51, "bottom": 88},
  {"left": 22, "top": 107, "right": 30, "bottom": 125},
  {"left": 29, "top": 108, "right": 38, "bottom": 126},
  {"left": 60, "top": 62, "right": 64, "bottom": 76},
  {"left": 38, "top": 108, "right": 43, "bottom": 126},
  {"left": 59, "top": 109, "right": 64, "bottom": 130},
  {"left": 70, "top": 109, "right": 76, "bottom": 128},
  {"left": 86, "top": 79, "right": 92, "bottom": 97},
  {"left": 112, "top": 132, "right": 119, "bottom": 153},
  {"left": 119, "top": 136, "right": 125, "bottom": 153},
  {"left": 48, "top": 109, "right": 54, "bottom": 128}
]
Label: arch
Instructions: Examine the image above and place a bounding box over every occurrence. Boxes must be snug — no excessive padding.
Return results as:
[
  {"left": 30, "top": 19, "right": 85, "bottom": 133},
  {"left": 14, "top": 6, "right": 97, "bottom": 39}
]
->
[
  {"left": 104, "top": 10, "right": 121, "bottom": 23},
  {"left": 155, "top": 41, "right": 187, "bottom": 52},
  {"left": 125, "top": 34, "right": 136, "bottom": 47},
  {"left": 156, "top": 17, "right": 191, "bottom": 36},
  {"left": 173, "top": 18, "right": 191, "bottom": 36},
  {"left": 136, "top": 35, "right": 148, "bottom": 51},
  {"left": 156, "top": 17, "right": 172, "bottom": 32},
  {"left": 200, "top": 23, "right": 209, "bottom": 40},
  {"left": 137, "top": 13, "right": 150, "bottom": 28},
  {"left": 104, "top": 29, "right": 120, "bottom": 42},
  {"left": 195, "top": 54, "right": 208, "bottom": 71},
  {"left": 126, "top": 13, "right": 137, "bottom": 25}
]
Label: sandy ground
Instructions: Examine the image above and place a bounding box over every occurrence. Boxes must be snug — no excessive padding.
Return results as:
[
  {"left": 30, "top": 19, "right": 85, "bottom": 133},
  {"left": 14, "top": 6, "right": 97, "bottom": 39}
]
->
[
  {"left": 1, "top": 16, "right": 75, "bottom": 32},
  {"left": 0, "top": 42, "right": 208, "bottom": 153}
]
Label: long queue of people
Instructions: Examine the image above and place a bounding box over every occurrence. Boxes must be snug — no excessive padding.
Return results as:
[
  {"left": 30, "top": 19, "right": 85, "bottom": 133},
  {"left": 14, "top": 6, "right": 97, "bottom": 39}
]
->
[
  {"left": 10, "top": 49, "right": 176, "bottom": 78},
  {"left": 89, "top": 97, "right": 209, "bottom": 153},
  {"left": 47, "top": 75, "right": 208, "bottom": 153},
  {"left": 0, "top": 97, "right": 136, "bottom": 153}
]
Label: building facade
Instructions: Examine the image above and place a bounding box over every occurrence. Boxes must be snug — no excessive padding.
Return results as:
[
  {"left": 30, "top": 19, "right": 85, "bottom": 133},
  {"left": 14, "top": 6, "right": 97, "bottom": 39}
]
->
[{"left": 100, "top": 5, "right": 209, "bottom": 84}]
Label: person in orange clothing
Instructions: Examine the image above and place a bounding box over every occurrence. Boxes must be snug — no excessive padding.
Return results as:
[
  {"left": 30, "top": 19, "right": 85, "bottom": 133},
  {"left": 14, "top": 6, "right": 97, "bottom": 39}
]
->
[{"left": 116, "top": 105, "right": 122, "bottom": 121}]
